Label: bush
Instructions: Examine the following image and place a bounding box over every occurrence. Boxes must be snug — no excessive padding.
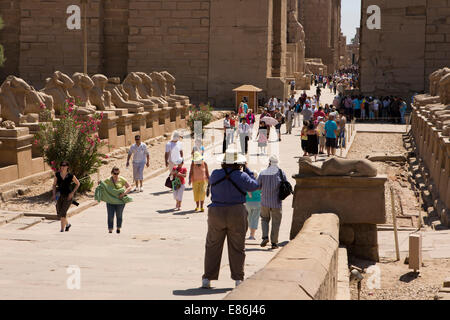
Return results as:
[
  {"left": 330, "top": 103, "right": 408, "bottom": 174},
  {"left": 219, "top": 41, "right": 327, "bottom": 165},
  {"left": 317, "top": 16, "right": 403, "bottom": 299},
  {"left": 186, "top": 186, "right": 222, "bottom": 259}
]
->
[
  {"left": 187, "top": 103, "right": 214, "bottom": 138},
  {"left": 34, "top": 98, "right": 107, "bottom": 193}
]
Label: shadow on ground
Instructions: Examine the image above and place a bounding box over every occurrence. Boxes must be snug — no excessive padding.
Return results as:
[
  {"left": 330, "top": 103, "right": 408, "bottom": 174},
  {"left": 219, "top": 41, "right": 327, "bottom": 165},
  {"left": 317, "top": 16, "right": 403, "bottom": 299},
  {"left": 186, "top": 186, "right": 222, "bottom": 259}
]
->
[{"left": 173, "top": 287, "right": 233, "bottom": 296}]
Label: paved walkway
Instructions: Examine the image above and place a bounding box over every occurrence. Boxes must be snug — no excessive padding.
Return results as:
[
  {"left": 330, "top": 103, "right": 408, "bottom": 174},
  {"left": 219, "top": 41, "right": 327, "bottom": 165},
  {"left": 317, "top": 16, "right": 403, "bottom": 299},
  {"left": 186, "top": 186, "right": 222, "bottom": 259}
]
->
[{"left": 0, "top": 111, "right": 308, "bottom": 299}]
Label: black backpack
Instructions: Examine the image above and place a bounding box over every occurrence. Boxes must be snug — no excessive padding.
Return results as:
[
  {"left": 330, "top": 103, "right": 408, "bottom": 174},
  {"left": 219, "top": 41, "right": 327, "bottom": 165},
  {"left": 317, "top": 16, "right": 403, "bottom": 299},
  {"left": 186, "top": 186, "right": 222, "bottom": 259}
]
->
[{"left": 278, "top": 169, "right": 293, "bottom": 201}]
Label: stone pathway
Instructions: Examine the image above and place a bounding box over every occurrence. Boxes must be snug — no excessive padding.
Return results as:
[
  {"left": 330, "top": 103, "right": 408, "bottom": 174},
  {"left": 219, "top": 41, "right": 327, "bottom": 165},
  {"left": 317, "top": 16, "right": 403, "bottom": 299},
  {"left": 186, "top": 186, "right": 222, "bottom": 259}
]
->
[{"left": 0, "top": 115, "right": 302, "bottom": 300}]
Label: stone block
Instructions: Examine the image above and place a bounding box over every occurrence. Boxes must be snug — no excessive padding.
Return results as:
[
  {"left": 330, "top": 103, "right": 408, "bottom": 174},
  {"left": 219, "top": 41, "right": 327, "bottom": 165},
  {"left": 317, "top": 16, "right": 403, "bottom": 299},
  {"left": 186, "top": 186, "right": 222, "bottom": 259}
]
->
[
  {"left": 290, "top": 175, "right": 387, "bottom": 240},
  {"left": 225, "top": 213, "right": 339, "bottom": 300},
  {"left": 409, "top": 234, "right": 422, "bottom": 271}
]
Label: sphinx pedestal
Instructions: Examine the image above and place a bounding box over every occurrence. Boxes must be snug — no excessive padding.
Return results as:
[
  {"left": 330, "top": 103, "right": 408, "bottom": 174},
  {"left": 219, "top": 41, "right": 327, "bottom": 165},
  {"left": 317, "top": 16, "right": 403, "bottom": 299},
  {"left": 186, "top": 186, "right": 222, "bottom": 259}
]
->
[
  {"left": 290, "top": 175, "right": 387, "bottom": 261},
  {"left": 0, "top": 127, "right": 34, "bottom": 180}
]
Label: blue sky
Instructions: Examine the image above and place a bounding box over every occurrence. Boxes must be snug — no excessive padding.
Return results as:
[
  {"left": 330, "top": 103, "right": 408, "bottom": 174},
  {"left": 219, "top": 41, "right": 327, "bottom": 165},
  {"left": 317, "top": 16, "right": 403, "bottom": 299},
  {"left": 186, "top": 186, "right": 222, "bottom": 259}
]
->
[{"left": 341, "top": 0, "right": 361, "bottom": 43}]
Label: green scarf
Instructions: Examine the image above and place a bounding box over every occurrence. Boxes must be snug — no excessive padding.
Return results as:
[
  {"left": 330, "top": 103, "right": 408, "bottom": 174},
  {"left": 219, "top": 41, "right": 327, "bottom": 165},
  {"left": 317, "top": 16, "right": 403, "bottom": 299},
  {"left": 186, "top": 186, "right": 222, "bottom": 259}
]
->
[{"left": 94, "top": 180, "right": 133, "bottom": 205}]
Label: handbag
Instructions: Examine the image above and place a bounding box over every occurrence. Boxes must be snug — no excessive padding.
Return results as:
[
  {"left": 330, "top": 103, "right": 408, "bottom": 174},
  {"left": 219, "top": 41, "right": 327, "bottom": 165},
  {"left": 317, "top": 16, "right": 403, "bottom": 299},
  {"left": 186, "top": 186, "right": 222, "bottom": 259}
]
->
[
  {"left": 165, "top": 176, "right": 173, "bottom": 189},
  {"left": 278, "top": 169, "right": 293, "bottom": 201}
]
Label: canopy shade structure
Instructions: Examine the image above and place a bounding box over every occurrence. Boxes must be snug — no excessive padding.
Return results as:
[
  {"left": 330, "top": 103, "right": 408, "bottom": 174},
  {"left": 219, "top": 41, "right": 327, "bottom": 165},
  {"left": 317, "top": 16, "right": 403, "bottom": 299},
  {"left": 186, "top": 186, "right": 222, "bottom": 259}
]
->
[{"left": 233, "top": 84, "right": 263, "bottom": 114}]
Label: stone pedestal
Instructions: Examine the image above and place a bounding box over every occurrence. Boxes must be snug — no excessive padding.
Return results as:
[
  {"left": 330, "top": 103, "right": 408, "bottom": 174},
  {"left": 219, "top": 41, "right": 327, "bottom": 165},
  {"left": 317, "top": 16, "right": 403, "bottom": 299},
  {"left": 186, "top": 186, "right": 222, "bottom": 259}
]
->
[
  {"left": 162, "top": 107, "right": 172, "bottom": 134},
  {"left": 131, "top": 112, "right": 148, "bottom": 139},
  {"left": 116, "top": 114, "right": 134, "bottom": 147},
  {"left": 19, "top": 122, "right": 44, "bottom": 158},
  {"left": 291, "top": 175, "right": 387, "bottom": 261},
  {"left": 0, "top": 127, "right": 34, "bottom": 179},
  {"left": 97, "top": 111, "right": 118, "bottom": 150}
]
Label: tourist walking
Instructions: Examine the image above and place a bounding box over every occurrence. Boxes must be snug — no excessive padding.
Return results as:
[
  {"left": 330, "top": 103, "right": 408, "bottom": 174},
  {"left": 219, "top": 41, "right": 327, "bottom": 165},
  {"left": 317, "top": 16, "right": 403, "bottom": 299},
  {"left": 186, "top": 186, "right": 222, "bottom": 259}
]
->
[
  {"left": 258, "top": 155, "right": 288, "bottom": 250},
  {"left": 238, "top": 117, "right": 251, "bottom": 155},
  {"left": 245, "top": 172, "right": 261, "bottom": 241},
  {"left": 171, "top": 159, "right": 187, "bottom": 211},
  {"left": 201, "top": 149, "right": 259, "bottom": 289},
  {"left": 95, "top": 166, "right": 133, "bottom": 234},
  {"left": 246, "top": 109, "right": 256, "bottom": 130},
  {"left": 301, "top": 104, "right": 313, "bottom": 122},
  {"left": 285, "top": 106, "right": 294, "bottom": 135},
  {"left": 256, "top": 121, "right": 268, "bottom": 155},
  {"left": 293, "top": 100, "right": 302, "bottom": 128},
  {"left": 301, "top": 120, "right": 309, "bottom": 156},
  {"left": 317, "top": 117, "right": 326, "bottom": 154},
  {"left": 165, "top": 131, "right": 184, "bottom": 170},
  {"left": 325, "top": 114, "right": 338, "bottom": 157},
  {"left": 52, "top": 161, "right": 80, "bottom": 232},
  {"left": 126, "top": 135, "right": 150, "bottom": 193},
  {"left": 188, "top": 152, "right": 210, "bottom": 212},
  {"left": 306, "top": 122, "right": 319, "bottom": 162},
  {"left": 222, "top": 114, "right": 232, "bottom": 153}
]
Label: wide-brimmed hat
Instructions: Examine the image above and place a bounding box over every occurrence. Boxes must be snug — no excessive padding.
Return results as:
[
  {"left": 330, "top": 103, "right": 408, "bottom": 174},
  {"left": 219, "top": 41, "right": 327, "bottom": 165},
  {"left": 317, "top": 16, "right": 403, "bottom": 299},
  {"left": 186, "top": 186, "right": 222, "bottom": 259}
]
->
[
  {"left": 218, "top": 149, "right": 247, "bottom": 164},
  {"left": 172, "top": 131, "right": 181, "bottom": 141},
  {"left": 193, "top": 152, "right": 204, "bottom": 164}
]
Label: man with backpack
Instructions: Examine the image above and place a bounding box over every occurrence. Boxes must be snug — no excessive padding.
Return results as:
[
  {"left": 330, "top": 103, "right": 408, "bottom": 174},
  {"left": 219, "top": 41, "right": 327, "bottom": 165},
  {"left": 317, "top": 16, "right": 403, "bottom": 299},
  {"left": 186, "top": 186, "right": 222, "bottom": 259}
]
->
[{"left": 257, "top": 155, "right": 292, "bottom": 250}]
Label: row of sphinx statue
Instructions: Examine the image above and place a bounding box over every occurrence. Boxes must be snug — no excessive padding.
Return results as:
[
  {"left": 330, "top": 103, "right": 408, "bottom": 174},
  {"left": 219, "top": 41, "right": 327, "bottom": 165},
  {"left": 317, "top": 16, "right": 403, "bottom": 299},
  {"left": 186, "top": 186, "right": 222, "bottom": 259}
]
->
[
  {"left": 413, "top": 67, "right": 450, "bottom": 137},
  {"left": 0, "top": 70, "right": 190, "bottom": 125}
]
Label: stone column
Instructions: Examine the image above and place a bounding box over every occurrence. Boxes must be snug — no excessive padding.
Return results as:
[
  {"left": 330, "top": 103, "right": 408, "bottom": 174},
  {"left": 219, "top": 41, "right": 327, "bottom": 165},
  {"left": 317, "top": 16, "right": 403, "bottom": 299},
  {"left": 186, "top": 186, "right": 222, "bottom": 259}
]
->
[{"left": 0, "top": 127, "right": 34, "bottom": 179}]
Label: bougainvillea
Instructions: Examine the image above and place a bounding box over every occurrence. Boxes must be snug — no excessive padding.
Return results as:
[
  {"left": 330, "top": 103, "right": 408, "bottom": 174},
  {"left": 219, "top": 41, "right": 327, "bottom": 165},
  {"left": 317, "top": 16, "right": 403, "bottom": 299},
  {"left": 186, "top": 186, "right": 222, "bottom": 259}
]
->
[{"left": 34, "top": 98, "right": 107, "bottom": 192}]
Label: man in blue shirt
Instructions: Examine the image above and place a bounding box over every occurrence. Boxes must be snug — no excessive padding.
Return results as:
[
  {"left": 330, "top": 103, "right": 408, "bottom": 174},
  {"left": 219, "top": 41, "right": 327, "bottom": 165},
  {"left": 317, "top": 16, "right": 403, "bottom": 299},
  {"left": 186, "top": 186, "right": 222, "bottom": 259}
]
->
[
  {"left": 325, "top": 114, "right": 338, "bottom": 157},
  {"left": 202, "top": 149, "right": 259, "bottom": 289}
]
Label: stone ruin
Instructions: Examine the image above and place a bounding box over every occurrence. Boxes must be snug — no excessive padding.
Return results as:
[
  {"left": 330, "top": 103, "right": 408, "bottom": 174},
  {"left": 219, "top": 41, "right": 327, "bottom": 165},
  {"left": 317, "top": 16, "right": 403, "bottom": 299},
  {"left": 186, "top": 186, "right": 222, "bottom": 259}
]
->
[
  {"left": 0, "top": 71, "right": 191, "bottom": 185},
  {"left": 290, "top": 157, "right": 387, "bottom": 261},
  {"left": 410, "top": 67, "right": 450, "bottom": 228}
]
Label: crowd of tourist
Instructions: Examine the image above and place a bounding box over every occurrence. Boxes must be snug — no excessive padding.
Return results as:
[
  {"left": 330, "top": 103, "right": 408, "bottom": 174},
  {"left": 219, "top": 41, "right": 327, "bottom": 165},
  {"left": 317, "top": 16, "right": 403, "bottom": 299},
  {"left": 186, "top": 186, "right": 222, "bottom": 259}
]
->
[{"left": 50, "top": 70, "right": 411, "bottom": 290}]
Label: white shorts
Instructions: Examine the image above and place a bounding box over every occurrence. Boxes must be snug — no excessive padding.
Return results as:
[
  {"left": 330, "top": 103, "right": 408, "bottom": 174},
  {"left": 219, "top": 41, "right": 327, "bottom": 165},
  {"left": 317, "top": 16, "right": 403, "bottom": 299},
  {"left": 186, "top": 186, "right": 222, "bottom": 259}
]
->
[
  {"left": 173, "top": 185, "right": 185, "bottom": 202},
  {"left": 132, "top": 161, "right": 146, "bottom": 181}
]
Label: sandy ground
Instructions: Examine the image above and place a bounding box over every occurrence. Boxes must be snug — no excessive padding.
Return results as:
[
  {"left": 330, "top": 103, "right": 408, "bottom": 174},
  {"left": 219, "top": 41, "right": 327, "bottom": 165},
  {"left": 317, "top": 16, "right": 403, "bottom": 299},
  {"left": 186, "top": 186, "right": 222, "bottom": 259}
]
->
[
  {"left": 346, "top": 132, "right": 449, "bottom": 300},
  {"left": 349, "top": 256, "right": 449, "bottom": 300},
  {"left": 346, "top": 133, "right": 425, "bottom": 228}
]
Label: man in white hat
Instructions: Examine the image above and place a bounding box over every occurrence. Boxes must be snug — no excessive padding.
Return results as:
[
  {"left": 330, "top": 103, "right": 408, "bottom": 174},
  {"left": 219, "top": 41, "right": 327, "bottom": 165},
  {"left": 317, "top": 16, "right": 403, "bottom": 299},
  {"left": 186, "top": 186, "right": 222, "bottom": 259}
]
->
[
  {"left": 257, "top": 155, "right": 288, "bottom": 250},
  {"left": 202, "top": 149, "right": 259, "bottom": 289},
  {"left": 165, "top": 131, "right": 184, "bottom": 171}
]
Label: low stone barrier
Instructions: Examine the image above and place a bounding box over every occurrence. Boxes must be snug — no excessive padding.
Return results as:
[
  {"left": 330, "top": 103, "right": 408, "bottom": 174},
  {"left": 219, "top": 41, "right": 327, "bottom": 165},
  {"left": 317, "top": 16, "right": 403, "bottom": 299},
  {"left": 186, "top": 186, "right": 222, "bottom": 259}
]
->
[
  {"left": 410, "top": 92, "right": 450, "bottom": 227},
  {"left": 224, "top": 213, "right": 340, "bottom": 300}
]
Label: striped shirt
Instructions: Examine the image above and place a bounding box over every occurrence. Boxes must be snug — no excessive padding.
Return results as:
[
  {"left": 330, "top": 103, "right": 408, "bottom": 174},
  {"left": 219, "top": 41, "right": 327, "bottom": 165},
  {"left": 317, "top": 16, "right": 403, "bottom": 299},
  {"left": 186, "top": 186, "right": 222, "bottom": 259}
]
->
[{"left": 257, "top": 166, "right": 287, "bottom": 209}]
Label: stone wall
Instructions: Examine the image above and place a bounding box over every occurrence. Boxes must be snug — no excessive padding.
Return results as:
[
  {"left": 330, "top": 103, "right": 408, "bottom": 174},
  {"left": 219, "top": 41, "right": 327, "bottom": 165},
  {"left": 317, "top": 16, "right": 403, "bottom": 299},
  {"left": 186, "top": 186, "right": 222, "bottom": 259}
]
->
[
  {"left": 128, "top": 0, "right": 210, "bottom": 104},
  {"left": 0, "top": 0, "right": 20, "bottom": 80},
  {"left": 19, "top": 0, "right": 104, "bottom": 86},
  {"left": 1, "top": 0, "right": 310, "bottom": 106},
  {"left": 298, "top": 0, "right": 341, "bottom": 73},
  {"left": 208, "top": 0, "right": 272, "bottom": 106},
  {"left": 360, "top": 0, "right": 450, "bottom": 99},
  {"left": 225, "top": 213, "right": 340, "bottom": 300}
]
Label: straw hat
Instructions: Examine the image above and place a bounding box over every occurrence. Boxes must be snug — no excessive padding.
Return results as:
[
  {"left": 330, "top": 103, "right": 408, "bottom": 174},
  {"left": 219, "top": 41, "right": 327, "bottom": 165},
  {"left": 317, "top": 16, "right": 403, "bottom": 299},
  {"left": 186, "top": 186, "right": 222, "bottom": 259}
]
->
[
  {"left": 193, "top": 152, "right": 204, "bottom": 164},
  {"left": 218, "top": 148, "right": 247, "bottom": 164}
]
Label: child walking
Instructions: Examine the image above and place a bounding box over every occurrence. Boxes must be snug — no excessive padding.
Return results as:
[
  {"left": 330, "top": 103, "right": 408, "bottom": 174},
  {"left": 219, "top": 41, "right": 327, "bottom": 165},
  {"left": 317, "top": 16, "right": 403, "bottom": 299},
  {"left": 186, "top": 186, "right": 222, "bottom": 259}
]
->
[
  {"left": 301, "top": 120, "right": 309, "bottom": 156},
  {"left": 245, "top": 172, "right": 261, "bottom": 241},
  {"left": 256, "top": 121, "right": 268, "bottom": 156},
  {"left": 171, "top": 159, "right": 187, "bottom": 211}
]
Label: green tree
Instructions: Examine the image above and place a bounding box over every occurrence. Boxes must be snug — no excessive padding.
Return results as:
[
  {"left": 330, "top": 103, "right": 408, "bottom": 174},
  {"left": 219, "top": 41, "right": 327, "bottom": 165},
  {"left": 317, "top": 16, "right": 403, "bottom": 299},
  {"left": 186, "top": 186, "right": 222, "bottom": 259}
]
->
[{"left": 0, "top": 16, "right": 5, "bottom": 66}]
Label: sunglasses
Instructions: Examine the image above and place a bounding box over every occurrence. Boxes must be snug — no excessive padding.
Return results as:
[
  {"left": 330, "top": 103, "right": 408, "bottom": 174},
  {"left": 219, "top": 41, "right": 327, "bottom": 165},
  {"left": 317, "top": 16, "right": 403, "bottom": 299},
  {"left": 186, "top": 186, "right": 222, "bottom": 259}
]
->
[
  {"left": 60, "top": 164, "right": 68, "bottom": 167},
  {"left": 113, "top": 172, "right": 120, "bottom": 175}
]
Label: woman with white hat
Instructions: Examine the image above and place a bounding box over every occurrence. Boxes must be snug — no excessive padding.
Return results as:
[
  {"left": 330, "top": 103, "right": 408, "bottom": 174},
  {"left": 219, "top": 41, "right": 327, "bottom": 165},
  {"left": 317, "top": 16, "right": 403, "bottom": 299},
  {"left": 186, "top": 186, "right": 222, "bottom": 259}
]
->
[
  {"left": 201, "top": 149, "right": 260, "bottom": 289},
  {"left": 165, "top": 131, "right": 184, "bottom": 171},
  {"left": 188, "top": 152, "right": 210, "bottom": 212}
]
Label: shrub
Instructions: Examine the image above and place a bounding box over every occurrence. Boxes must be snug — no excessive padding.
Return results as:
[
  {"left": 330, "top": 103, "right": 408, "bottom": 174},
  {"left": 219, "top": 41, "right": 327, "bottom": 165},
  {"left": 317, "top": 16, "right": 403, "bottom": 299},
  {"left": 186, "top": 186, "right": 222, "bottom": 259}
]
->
[
  {"left": 187, "top": 103, "right": 214, "bottom": 138},
  {"left": 34, "top": 98, "right": 107, "bottom": 193}
]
